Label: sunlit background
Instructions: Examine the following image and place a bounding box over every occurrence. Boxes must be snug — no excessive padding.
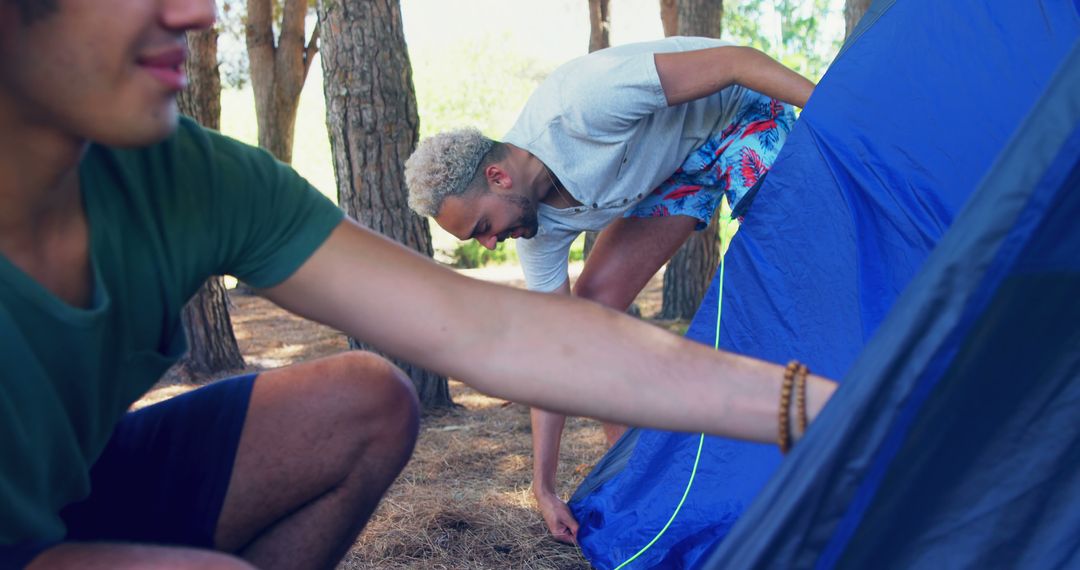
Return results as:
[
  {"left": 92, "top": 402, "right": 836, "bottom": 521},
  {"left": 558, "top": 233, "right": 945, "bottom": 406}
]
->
[{"left": 214, "top": 0, "right": 845, "bottom": 255}]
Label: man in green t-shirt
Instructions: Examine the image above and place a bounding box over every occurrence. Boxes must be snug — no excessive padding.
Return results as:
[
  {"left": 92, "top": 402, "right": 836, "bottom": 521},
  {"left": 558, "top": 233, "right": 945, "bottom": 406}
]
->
[{"left": 0, "top": 1, "right": 836, "bottom": 568}]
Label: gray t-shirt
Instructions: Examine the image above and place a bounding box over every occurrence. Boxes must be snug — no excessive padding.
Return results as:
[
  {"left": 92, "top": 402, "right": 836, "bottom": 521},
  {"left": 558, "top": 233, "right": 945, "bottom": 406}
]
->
[{"left": 505, "top": 36, "right": 749, "bottom": 292}]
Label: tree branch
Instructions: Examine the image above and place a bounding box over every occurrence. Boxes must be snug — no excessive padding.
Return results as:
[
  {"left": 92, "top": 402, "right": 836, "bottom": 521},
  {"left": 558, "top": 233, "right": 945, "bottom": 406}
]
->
[
  {"left": 245, "top": 0, "right": 275, "bottom": 56},
  {"left": 304, "top": 19, "right": 321, "bottom": 80},
  {"left": 279, "top": 0, "right": 309, "bottom": 54}
]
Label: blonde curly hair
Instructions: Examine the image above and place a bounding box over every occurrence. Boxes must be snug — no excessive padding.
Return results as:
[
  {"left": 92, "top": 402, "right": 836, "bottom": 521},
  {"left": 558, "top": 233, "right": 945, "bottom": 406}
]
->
[{"left": 405, "top": 127, "right": 501, "bottom": 217}]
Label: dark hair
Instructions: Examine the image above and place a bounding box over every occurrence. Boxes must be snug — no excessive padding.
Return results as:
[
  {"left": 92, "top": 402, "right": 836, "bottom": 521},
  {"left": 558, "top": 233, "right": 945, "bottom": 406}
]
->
[{"left": 10, "top": 0, "right": 58, "bottom": 22}]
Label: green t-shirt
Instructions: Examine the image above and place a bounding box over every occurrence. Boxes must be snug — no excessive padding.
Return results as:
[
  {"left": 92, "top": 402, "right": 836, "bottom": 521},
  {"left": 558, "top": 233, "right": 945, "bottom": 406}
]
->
[{"left": 0, "top": 117, "right": 344, "bottom": 544}]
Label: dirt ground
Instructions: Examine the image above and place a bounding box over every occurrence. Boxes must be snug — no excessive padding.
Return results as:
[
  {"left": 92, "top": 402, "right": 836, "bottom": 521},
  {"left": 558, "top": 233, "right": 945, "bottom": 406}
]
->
[{"left": 142, "top": 262, "right": 686, "bottom": 569}]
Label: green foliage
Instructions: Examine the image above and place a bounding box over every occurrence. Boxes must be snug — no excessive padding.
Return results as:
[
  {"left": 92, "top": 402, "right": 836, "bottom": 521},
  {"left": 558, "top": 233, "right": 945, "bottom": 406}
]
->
[
  {"left": 725, "top": 0, "right": 771, "bottom": 51},
  {"left": 724, "top": 0, "right": 844, "bottom": 82},
  {"left": 568, "top": 234, "right": 585, "bottom": 263},
  {"left": 448, "top": 240, "right": 518, "bottom": 269},
  {"left": 717, "top": 196, "right": 740, "bottom": 257}
]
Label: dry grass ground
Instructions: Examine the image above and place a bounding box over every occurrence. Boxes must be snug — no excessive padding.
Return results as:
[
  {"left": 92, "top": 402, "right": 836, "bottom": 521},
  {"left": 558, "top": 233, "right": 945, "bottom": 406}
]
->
[{"left": 141, "top": 262, "right": 688, "bottom": 569}]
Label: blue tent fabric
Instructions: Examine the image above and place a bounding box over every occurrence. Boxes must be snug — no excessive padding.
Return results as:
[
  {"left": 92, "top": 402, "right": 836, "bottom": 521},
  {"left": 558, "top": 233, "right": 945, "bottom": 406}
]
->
[
  {"left": 704, "top": 43, "right": 1080, "bottom": 569},
  {"left": 568, "top": 1, "right": 1080, "bottom": 568}
]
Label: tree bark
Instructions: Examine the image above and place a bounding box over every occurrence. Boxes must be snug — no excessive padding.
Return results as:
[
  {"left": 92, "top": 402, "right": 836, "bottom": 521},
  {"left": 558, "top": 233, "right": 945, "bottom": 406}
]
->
[
  {"left": 844, "top": 0, "right": 872, "bottom": 39},
  {"left": 677, "top": 0, "right": 723, "bottom": 37},
  {"left": 174, "top": 26, "right": 246, "bottom": 381},
  {"left": 588, "top": 0, "right": 612, "bottom": 53},
  {"left": 661, "top": 216, "right": 720, "bottom": 319},
  {"left": 659, "top": 0, "right": 678, "bottom": 37},
  {"left": 659, "top": 0, "right": 724, "bottom": 320},
  {"left": 246, "top": 0, "right": 320, "bottom": 164},
  {"left": 178, "top": 277, "right": 245, "bottom": 379},
  {"left": 318, "top": 0, "right": 452, "bottom": 409},
  {"left": 177, "top": 28, "right": 221, "bottom": 129}
]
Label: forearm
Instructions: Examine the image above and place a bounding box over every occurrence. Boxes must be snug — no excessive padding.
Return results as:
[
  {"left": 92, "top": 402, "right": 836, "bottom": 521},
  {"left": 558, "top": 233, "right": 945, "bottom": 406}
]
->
[
  {"left": 731, "top": 46, "right": 814, "bottom": 108},
  {"left": 530, "top": 408, "right": 567, "bottom": 495},
  {"left": 265, "top": 221, "right": 836, "bottom": 446},
  {"left": 432, "top": 280, "right": 832, "bottom": 444},
  {"left": 530, "top": 277, "right": 571, "bottom": 495},
  {"left": 656, "top": 46, "right": 815, "bottom": 108},
  {"left": 473, "top": 290, "right": 833, "bottom": 444}
]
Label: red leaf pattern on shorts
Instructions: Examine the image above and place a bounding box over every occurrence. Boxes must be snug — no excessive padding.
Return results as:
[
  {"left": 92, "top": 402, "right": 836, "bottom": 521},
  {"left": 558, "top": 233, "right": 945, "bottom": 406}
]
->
[{"left": 740, "top": 149, "right": 766, "bottom": 187}]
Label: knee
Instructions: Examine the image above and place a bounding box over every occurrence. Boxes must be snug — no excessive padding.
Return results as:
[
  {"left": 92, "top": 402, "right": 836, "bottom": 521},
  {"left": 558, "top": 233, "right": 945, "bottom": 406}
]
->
[
  {"left": 28, "top": 543, "right": 257, "bottom": 570},
  {"left": 317, "top": 352, "right": 420, "bottom": 450},
  {"left": 573, "top": 272, "right": 634, "bottom": 310},
  {"left": 572, "top": 275, "right": 603, "bottom": 304}
]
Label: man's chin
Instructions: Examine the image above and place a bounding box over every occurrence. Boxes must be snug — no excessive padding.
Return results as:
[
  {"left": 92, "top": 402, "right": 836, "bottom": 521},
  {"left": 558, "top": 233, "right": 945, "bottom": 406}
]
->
[{"left": 96, "top": 104, "right": 179, "bottom": 148}]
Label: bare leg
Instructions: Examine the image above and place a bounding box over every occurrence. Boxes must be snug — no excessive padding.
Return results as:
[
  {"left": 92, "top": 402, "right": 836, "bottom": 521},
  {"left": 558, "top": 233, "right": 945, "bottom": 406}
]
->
[
  {"left": 27, "top": 352, "right": 415, "bottom": 570},
  {"left": 27, "top": 542, "right": 255, "bottom": 570},
  {"left": 213, "top": 352, "right": 420, "bottom": 570}
]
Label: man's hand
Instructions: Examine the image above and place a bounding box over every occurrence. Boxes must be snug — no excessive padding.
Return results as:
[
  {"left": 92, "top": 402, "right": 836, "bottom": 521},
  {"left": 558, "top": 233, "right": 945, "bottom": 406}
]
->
[{"left": 534, "top": 489, "right": 580, "bottom": 545}]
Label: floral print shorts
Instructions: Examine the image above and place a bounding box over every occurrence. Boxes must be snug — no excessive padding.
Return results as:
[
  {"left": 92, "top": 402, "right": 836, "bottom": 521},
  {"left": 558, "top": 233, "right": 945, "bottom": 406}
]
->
[{"left": 626, "top": 92, "right": 796, "bottom": 228}]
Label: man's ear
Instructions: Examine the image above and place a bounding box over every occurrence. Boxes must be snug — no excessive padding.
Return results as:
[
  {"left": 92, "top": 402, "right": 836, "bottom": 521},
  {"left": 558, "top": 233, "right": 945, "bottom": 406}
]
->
[{"left": 485, "top": 165, "right": 512, "bottom": 192}]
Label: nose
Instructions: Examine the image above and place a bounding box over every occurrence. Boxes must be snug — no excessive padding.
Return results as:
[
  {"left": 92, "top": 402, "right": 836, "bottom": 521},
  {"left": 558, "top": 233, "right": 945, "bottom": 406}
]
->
[{"left": 161, "top": 0, "right": 217, "bottom": 32}]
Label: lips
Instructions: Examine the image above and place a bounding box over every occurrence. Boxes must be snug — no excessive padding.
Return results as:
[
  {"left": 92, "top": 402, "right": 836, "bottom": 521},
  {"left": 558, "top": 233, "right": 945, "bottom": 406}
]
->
[{"left": 137, "top": 47, "right": 188, "bottom": 91}]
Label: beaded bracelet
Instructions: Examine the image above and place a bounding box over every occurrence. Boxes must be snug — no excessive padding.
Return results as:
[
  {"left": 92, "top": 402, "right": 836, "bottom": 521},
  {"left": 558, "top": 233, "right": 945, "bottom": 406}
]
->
[
  {"left": 779, "top": 361, "right": 798, "bottom": 454},
  {"left": 795, "top": 363, "right": 809, "bottom": 437}
]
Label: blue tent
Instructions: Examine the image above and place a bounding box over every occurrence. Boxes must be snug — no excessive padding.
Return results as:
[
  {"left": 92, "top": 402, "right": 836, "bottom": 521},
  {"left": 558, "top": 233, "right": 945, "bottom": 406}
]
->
[{"left": 569, "top": 2, "right": 1080, "bottom": 568}]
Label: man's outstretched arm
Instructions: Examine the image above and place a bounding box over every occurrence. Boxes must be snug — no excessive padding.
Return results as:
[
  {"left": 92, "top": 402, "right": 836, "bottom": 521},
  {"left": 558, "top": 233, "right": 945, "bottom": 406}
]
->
[
  {"left": 530, "top": 408, "right": 579, "bottom": 544},
  {"left": 655, "top": 45, "right": 815, "bottom": 108},
  {"left": 528, "top": 277, "right": 580, "bottom": 544},
  {"left": 262, "top": 219, "right": 835, "bottom": 443}
]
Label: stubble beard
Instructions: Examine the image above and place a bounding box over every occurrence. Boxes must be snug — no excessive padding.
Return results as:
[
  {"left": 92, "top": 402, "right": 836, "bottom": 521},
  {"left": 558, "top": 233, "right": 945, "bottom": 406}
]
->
[{"left": 504, "top": 193, "right": 539, "bottom": 239}]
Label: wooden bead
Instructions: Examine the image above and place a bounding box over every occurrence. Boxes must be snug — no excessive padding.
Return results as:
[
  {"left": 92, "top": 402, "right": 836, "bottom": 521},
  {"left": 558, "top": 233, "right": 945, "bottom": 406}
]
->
[
  {"left": 795, "top": 364, "right": 809, "bottom": 437},
  {"left": 779, "top": 361, "right": 798, "bottom": 454}
]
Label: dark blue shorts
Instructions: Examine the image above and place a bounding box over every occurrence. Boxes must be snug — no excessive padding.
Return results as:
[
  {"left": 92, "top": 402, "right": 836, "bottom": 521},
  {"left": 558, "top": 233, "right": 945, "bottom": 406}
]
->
[{"left": 1, "top": 373, "right": 257, "bottom": 569}]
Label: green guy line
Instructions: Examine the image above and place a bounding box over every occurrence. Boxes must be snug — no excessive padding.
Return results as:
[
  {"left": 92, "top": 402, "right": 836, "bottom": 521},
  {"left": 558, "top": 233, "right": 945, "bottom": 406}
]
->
[
  {"left": 612, "top": 433, "right": 706, "bottom": 570},
  {"left": 610, "top": 210, "right": 733, "bottom": 570}
]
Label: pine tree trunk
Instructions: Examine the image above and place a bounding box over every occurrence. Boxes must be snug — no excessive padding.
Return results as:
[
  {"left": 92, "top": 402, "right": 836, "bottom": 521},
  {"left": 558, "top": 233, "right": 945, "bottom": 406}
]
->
[
  {"left": 246, "top": 0, "right": 320, "bottom": 164},
  {"left": 318, "top": 0, "right": 452, "bottom": 409},
  {"left": 844, "top": 0, "right": 873, "bottom": 39},
  {"left": 179, "top": 277, "right": 245, "bottom": 377},
  {"left": 174, "top": 26, "right": 245, "bottom": 381},
  {"left": 659, "top": 0, "right": 724, "bottom": 320},
  {"left": 177, "top": 28, "right": 221, "bottom": 129},
  {"left": 677, "top": 0, "right": 723, "bottom": 36},
  {"left": 660, "top": 215, "right": 720, "bottom": 319}
]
